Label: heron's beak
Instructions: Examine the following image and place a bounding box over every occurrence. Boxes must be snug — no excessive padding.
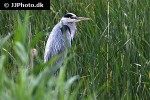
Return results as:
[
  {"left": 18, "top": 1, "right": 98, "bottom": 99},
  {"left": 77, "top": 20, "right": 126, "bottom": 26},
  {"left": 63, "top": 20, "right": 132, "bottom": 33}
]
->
[{"left": 77, "top": 17, "right": 91, "bottom": 21}]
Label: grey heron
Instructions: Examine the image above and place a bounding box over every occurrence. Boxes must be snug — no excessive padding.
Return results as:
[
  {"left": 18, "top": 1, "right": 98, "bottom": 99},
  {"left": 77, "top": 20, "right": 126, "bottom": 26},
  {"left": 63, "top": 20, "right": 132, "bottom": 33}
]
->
[{"left": 44, "top": 13, "right": 90, "bottom": 65}]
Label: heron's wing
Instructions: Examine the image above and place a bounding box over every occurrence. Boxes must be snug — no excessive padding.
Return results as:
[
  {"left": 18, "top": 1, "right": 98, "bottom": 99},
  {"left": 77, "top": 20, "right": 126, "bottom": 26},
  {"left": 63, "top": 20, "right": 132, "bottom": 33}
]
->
[{"left": 44, "top": 24, "right": 71, "bottom": 63}]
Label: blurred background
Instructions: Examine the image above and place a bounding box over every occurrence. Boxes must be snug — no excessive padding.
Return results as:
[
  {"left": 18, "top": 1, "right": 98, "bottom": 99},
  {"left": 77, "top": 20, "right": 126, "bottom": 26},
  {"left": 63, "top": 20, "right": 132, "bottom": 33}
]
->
[{"left": 0, "top": 0, "right": 150, "bottom": 99}]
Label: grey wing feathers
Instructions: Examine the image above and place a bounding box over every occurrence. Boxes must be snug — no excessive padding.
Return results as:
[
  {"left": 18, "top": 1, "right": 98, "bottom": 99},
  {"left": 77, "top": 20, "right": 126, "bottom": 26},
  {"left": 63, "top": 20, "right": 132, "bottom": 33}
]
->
[
  {"left": 44, "top": 30, "right": 65, "bottom": 62},
  {"left": 44, "top": 24, "right": 71, "bottom": 63}
]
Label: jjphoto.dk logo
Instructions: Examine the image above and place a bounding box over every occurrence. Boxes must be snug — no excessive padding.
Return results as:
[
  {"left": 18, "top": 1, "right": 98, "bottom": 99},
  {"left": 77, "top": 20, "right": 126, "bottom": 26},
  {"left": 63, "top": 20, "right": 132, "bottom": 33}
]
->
[{"left": 4, "top": 2, "right": 44, "bottom": 8}]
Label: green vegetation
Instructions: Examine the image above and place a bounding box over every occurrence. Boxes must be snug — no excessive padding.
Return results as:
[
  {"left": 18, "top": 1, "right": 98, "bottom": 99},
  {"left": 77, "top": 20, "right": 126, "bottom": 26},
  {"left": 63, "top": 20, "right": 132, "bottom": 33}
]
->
[{"left": 0, "top": 0, "right": 150, "bottom": 99}]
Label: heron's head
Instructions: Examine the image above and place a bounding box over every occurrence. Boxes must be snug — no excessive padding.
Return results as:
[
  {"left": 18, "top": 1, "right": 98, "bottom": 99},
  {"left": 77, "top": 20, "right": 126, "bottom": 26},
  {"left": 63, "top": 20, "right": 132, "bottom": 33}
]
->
[{"left": 60, "top": 13, "right": 91, "bottom": 24}]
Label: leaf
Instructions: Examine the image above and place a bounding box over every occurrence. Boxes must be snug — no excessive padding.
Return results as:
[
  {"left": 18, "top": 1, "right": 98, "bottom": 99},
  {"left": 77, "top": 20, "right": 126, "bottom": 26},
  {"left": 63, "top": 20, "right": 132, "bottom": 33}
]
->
[
  {"left": 0, "top": 33, "right": 13, "bottom": 49},
  {"left": 14, "top": 42, "right": 29, "bottom": 65}
]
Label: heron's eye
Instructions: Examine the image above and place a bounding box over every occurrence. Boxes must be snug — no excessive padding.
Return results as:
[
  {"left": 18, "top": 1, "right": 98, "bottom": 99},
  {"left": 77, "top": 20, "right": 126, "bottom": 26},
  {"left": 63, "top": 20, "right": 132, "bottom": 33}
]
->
[{"left": 70, "top": 16, "right": 77, "bottom": 19}]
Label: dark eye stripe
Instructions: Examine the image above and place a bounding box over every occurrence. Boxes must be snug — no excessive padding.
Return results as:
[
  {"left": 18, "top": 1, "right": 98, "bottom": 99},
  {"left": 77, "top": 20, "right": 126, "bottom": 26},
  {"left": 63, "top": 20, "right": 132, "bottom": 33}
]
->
[{"left": 70, "top": 16, "right": 77, "bottom": 19}]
